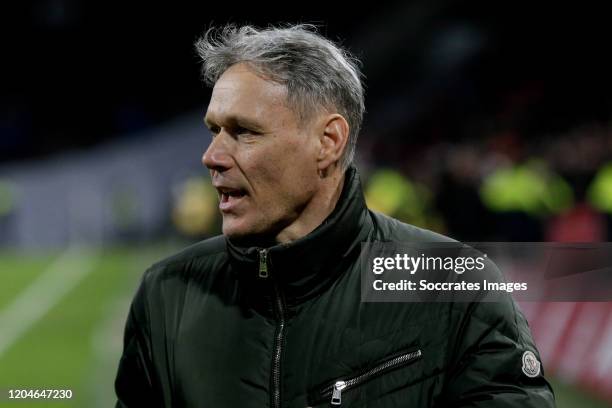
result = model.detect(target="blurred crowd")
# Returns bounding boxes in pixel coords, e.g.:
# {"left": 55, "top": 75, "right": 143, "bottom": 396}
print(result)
{"left": 361, "top": 118, "right": 612, "bottom": 243}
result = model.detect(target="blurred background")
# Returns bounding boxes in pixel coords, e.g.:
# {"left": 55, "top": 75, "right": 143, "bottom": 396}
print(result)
{"left": 1, "top": 1, "right": 612, "bottom": 407}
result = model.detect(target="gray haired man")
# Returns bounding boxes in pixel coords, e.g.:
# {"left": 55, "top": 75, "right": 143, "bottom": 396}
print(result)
{"left": 114, "top": 24, "right": 555, "bottom": 407}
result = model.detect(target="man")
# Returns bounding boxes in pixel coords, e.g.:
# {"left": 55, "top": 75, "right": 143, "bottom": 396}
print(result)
{"left": 115, "top": 24, "right": 555, "bottom": 407}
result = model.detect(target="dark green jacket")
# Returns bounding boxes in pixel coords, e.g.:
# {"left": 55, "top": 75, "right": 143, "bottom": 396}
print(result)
{"left": 115, "top": 167, "right": 555, "bottom": 407}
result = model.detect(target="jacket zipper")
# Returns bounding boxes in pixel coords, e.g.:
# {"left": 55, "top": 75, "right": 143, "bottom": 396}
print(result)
{"left": 313, "top": 349, "right": 422, "bottom": 406}
{"left": 271, "top": 281, "right": 286, "bottom": 408}
{"left": 258, "top": 249, "right": 269, "bottom": 278}
{"left": 259, "top": 249, "right": 286, "bottom": 408}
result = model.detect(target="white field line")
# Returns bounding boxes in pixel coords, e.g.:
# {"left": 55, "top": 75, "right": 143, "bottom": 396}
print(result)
{"left": 89, "top": 295, "right": 133, "bottom": 408}
{"left": 88, "top": 252, "right": 155, "bottom": 408}
{"left": 0, "top": 247, "right": 98, "bottom": 358}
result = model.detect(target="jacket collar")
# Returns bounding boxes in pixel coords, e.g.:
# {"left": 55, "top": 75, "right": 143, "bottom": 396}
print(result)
{"left": 226, "top": 166, "right": 372, "bottom": 306}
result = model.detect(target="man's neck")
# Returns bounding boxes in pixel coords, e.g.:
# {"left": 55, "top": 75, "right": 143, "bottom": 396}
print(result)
{"left": 274, "top": 170, "right": 346, "bottom": 244}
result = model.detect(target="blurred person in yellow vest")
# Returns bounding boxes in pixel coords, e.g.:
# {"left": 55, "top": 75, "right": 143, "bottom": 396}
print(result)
{"left": 588, "top": 162, "right": 612, "bottom": 214}
{"left": 0, "top": 180, "right": 17, "bottom": 244}
{"left": 480, "top": 159, "right": 573, "bottom": 240}
{"left": 171, "top": 176, "right": 220, "bottom": 237}
{"left": 364, "top": 168, "right": 443, "bottom": 232}
{"left": 0, "top": 180, "right": 16, "bottom": 218}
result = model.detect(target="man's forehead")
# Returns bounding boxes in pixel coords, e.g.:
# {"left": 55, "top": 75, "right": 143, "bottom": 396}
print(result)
{"left": 205, "top": 64, "right": 290, "bottom": 123}
{"left": 211, "top": 64, "right": 287, "bottom": 104}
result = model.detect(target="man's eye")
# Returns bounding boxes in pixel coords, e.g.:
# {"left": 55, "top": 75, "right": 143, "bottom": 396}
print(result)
{"left": 209, "top": 126, "right": 221, "bottom": 135}
{"left": 235, "top": 127, "right": 260, "bottom": 136}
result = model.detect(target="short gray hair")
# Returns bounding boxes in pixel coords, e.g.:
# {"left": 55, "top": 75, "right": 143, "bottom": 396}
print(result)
{"left": 195, "top": 24, "right": 365, "bottom": 170}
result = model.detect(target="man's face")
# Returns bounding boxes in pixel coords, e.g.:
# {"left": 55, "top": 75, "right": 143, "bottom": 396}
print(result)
{"left": 203, "top": 63, "right": 321, "bottom": 240}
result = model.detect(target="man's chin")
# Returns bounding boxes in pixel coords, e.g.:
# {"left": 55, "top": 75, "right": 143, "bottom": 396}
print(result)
{"left": 222, "top": 217, "right": 251, "bottom": 237}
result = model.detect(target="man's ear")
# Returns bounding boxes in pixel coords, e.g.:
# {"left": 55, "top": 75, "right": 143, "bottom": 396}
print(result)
{"left": 317, "top": 113, "right": 350, "bottom": 172}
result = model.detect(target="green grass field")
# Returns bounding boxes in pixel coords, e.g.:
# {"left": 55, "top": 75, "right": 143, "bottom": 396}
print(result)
{"left": 0, "top": 244, "right": 610, "bottom": 408}
{"left": 0, "top": 243, "right": 180, "bottom": 408}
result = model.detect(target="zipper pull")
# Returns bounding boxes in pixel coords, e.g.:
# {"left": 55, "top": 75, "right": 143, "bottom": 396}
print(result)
{"left": 258, "top": 249, "right": 269, "bottom": 278}
{"left": 331, "top": 380, "right": 346, "bottom": 406}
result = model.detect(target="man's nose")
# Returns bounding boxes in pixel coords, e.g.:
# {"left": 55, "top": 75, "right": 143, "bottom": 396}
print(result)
{"left": 202, "top": 132, "right": 233, "bottom": 172}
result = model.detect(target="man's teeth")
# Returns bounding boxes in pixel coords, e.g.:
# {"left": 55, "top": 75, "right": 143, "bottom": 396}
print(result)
{"left": 221, "top": 190, "right": 245, "bottom": 198}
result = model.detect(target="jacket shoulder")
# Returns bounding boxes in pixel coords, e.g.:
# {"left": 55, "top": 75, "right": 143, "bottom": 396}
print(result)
{"left": 369, "top": 210, "right": 456, "bottom": 243}
{"left": 143, "top": 235, "right": 228, "bottom": 284}
{"left": 153, "top": 235, "right": 226, "bottom": 267}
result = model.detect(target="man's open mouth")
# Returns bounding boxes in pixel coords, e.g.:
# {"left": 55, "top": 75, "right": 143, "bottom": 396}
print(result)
{"left": 218, "top": 187, "right": 248, "bottom": 208}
